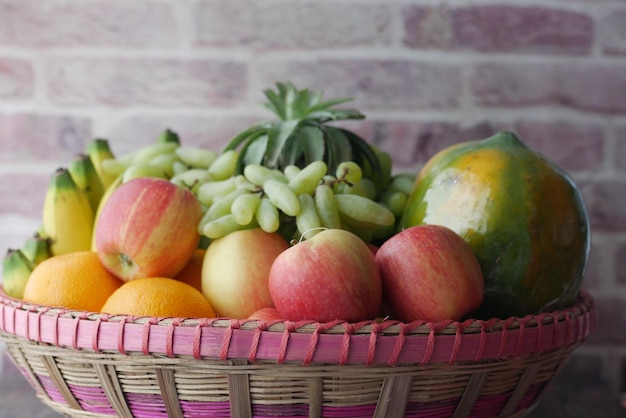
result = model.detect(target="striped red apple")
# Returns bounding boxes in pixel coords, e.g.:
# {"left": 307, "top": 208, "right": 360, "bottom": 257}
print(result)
{"left": 95, "top": 177, "right": 203, "bottom": 282}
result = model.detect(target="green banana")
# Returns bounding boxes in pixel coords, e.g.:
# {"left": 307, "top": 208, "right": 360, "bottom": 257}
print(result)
{"left": 21, "top": 233, "right": 52, "bottom": 265}
{"left": 42, "top": 168, "right": 95, "bottom": 256}
{"left": 2, "top": 249, "right": 36, "bottom": 299}
{"left": 68, "top": 153, "right": 105, "bottom": 213}
{"left": 86, "top": 138, "right": 117, "bottom": 190}
{"left": 158, "top": 128, "right": 181, "bottom": 145}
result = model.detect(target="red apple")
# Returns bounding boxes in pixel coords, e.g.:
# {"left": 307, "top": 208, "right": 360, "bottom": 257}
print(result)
{"left": 95, "top": 177, "right": 203, "bottom": 281}
{"left": 201, "top": 228, "right": 289, "bottom": 319}
{"left": 247, "top": 307, "right": 284, "bottom": 321}
{"left": 269, "top": 229, "right": 382, "bottom": 323}
{"left": 375, "top": 224, "right": 484, "bottom": 322}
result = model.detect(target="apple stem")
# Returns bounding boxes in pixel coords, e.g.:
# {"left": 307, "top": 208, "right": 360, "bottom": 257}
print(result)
{"left": 119, "top": 253, "right": 134, "bottom": 269}
{"left": 296, "top": 227, "right": 328, "bottom": 244}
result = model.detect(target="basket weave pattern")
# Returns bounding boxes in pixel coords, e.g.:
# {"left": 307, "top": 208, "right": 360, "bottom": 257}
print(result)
{"left": 0, "top": 290, "right": 595, "bottom": 418}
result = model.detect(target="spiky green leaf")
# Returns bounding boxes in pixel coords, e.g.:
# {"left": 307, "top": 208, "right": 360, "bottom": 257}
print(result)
{"left": 324, "top": 127, "right": 353, "bottom": 174}
{"left": 265, "top": 120, "right": 300, "bottom": 169}
{"left": 298, "top": 126, "right": 326, "bottom": 165}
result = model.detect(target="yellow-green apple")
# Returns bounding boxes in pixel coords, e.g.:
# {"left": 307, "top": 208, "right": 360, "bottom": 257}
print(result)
{"left": 202, "top": 228, "right": 289, "bottom": 319}
{"left": 95, "top": 177, "right": 203, "bottom": 281}
{"left": 375, "top": 224, "right": 484, "bottom": 322}
{"left": 269, "top": 229, "right": 382, "bottom": 323}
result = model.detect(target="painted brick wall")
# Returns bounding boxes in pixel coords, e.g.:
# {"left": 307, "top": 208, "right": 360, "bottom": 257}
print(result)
{"left": 0, "top": 0, "right": 625, "bottom": 396}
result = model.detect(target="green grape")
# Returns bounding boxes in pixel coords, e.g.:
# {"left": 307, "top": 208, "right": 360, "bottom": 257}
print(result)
{"left": 201, "top": 214, "right": 256, "bottom": 239}
{"left": 256, "top": 196, "right": 280, "bottom": 233}
{"left": 196, "top": 176, "right": 237, "bottom": 206}
{"left": 334, "top": 194, "right": 395, "bottom": 227}
{"left": 208, "top": 149, "right": 239, "bottom": 180}
{"left": 388, "top": 174, "right": 416, "bottom": 195}
{"left": 335, "top": 161, "right": 363, "bottom": 185}
{"left": 339, "top": 219, "right": 374, "bottom": 244}
{"left": 288, "top": 160, "right": 328, "bottom": 195}
{"left": 170, "top": 168, "right": 212, "bottom": 191}
{"left": 263, "top": 179, "right": 301, "bottom": 217}
{"left": 372, "top": 222, "right": 396, "bottom": 241}
{"left": 150, "top": 153, "right": 180, "bottom": 178}
{"left": 204, "top": 188, "right": 247, "bottom": 222}
{"left": 133, "top": 142, "right": 179, "bottom": 165}
{"left": 359, "top": 178, "right": 378, "bottom": 200}
{"left": 314, "top": 184, "right": 341, "bottom": 229}
{"left": 122, "top": 162, "right": 167, "bottom": 183}
{"left": 175, "top": 146, "right": 218, "bottom": 169}
{"left": 244, "top": 164, "right": 288, "bottom": 186}
{"left": 283, "top": 165, "right": 301, "bottom": 181}
{"left": 231, "top": 193, "right": 261, "bottom": 225}
{"left": 234, "top": 174, "right": 258, "bottom": 192}
{"left": 374, "top": 150, "right": 392, "bottom": 191}
{"left": 333, "top": 181, "right": 367, "bottom": 197}
{"left": 381, "top": 190, "right": 408, "bottom": 217}
{"left": 295, "top": 194, "right": 322, "bottom": 239}
{"left": 172, "top": 160, "right": 189, "bottom": 176}
{"left": 101, "top": 152, "right": 136, "bottom": 177}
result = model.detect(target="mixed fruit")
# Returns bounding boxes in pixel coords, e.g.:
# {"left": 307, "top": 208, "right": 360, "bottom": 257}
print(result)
{"left": 2, "top": 82, "right": 591, "bottom": 323}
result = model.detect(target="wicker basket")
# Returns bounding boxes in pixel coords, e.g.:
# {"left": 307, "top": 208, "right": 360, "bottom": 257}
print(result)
{"left": 0, "top": 288, "right": 595, "bottom": 418}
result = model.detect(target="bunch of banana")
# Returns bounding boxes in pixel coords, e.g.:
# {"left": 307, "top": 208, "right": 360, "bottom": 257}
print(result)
{"left": 38, "top": 137, "right": 120, "bottom": 256}
{"left": 2, "top": 249, "right": 36, "bottom": 299}
{"left": 1, "top": 232, "right": 52, "bottom": 299}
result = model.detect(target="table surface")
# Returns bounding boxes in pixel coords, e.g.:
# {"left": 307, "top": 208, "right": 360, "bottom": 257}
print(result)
{"left": 1, "top": 355, "right": 624, "bottom": 418}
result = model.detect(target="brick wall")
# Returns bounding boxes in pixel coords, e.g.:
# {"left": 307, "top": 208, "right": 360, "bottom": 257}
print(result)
{"left": 0, "top": 0, "right": 625, "bottom": 396}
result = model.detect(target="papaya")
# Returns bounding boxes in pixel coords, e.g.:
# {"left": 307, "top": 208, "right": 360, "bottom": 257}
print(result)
{"left": 399, "top": 131, "right": 590, "bottom": 318}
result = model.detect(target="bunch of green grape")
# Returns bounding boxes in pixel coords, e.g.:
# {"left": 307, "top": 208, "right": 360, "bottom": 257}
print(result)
{"left": 100, "top": 135, "right": 416, "bottom": 245}
{"left": 195, "top": 157, "right": 415, "bottom": 245}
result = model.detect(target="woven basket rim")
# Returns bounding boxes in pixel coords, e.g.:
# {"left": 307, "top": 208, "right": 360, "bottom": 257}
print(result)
{"left": 0, "top": 288, "right": 595, "bottom": 366}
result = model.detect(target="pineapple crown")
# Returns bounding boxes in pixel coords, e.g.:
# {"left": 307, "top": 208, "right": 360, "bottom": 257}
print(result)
{"left": 223, "top": 82, "right": 381, "bottom": 178}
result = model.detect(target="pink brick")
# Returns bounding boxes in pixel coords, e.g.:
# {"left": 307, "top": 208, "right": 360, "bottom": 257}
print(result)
{"left": 0, "top": 113, "right": 91, "bottom": 161}
{"left": 46, "top": 57, "right": 248, "bottom": 107}
{"left": 339, "top": 120, "right": 496, "bottom": 168}
{"left": 0, "top": 58, "right": 33, "bottom": 100}
{"left": 402, "top": 6, "right": 455, "bottom": 49}
{"left": 586, "top": 296, "right": 626, "bottom": 344}
{"left": 600, "top": 8, "right": 626, "bottom": 55}
{"left": 617, "top": 242, "right": 626, "bottom": 286}
{"left": 255, "top": 59, "right": 462, "bottom": 112}
{"left": 403, "top": 5, "right": 593, "bottom": 54}
{"left": 472, "top": 62, "right": 626, "bottom": 114}
{"left": 0, "top": 1, "right": 178, "bottom": 48}
{"left": 0, "top": 173, "right": 48, "bottom": 218}
{"left": 107, "top": 114, "right": 262, "bottom": 156}
{"left": 512, "top": 121, "right": 605, "bottom": 172}
{"left": 615, "top": 125, "right": 626, "bottom": 171}
{"left": 193, "top": 1, "right": 393, "bottom": 49}
{"left": 578, "top": 179, "right": 626, "bottom": 231}
{"left": 453, "top": 6, "right": 593, "bottom": 54}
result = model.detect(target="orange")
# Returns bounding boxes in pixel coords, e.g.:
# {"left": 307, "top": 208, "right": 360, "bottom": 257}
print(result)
{"left": 173, "top": 249, "right": 205, "bottom": 293}
{"left": 22, "top": 251, "right": 124, "bottom": 312}
{"left": 101, "top": 277, "right": 216, "bottom": 318}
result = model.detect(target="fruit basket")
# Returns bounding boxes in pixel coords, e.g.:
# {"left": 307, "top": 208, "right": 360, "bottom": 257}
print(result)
{"left": 0, "top": 287, "right": 595, "bottom": 418}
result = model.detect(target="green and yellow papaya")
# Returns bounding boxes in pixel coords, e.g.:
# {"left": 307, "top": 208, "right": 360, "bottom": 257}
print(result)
{"left": 399, "top": 131, "right": 590, "bottom": 318}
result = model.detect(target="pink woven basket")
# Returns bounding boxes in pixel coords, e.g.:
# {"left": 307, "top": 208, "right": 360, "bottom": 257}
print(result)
{"left": 0, "top": 287, "right": 595, "bottom": 418}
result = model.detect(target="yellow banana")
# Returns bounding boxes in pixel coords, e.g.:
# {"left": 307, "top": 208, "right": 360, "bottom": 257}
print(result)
{"left": 87, "top": 138, "right": 117, "bottom": 190}
{"left": 42, "top": 168, "right": 94, "bottom": 256}
{"left": 21, "top": 233, "right": 52, "bottom": 265}
{"left": 91, "top": 174, "right": 123, "bottom": 251}
{"left": 2, "top": 249, "right": 36, "bottom": 299}
{"left": 68, "top": 153, "right": 105, "bottom": 213}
